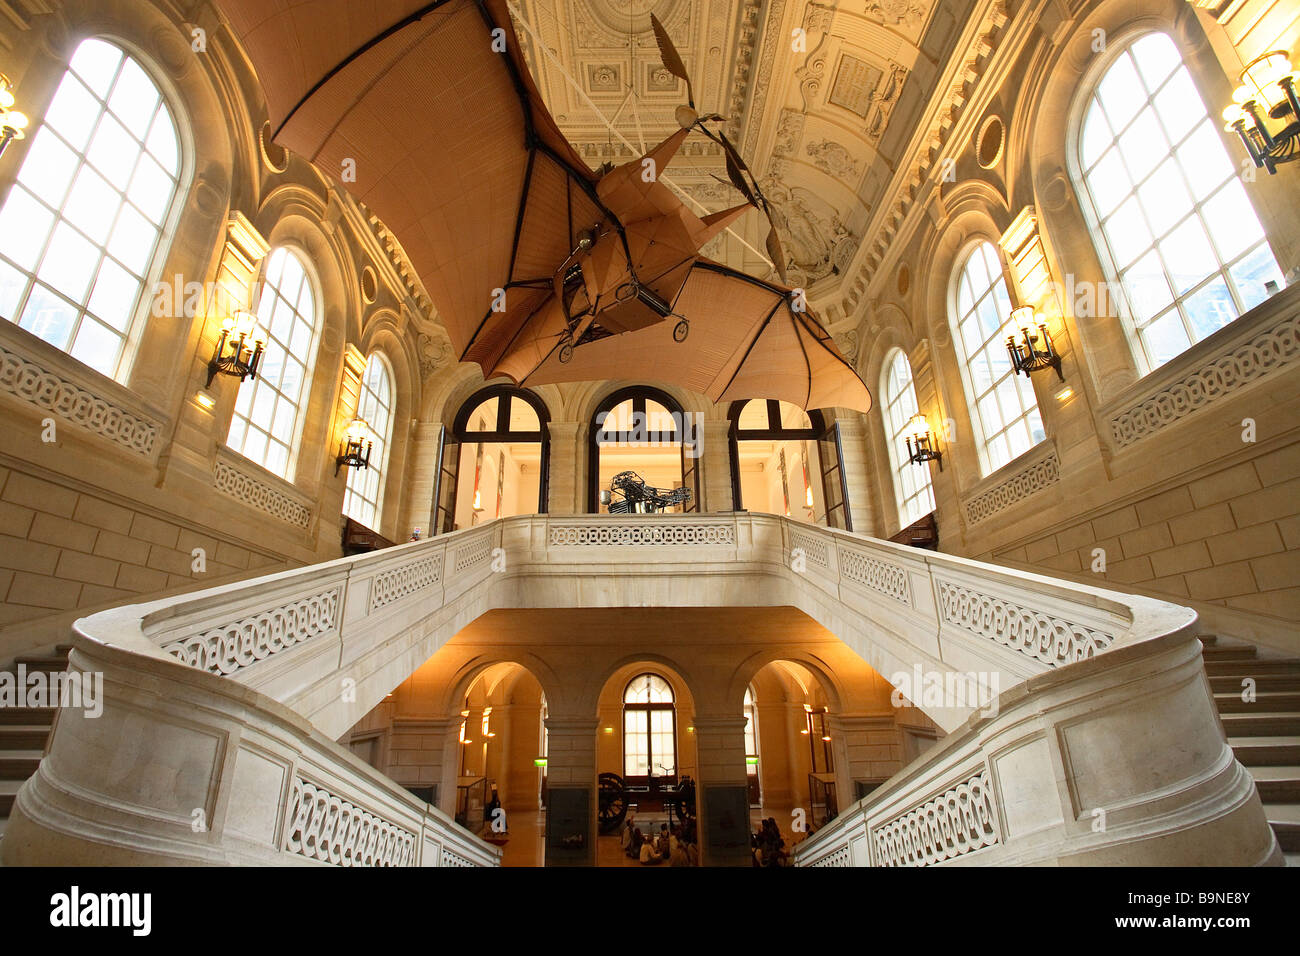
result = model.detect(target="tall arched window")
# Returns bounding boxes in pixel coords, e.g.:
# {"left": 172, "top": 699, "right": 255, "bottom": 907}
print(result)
{"left": 950, "top": 242, "right": 1045, "bottom": 475}
{"left": 743, "top": 685, "right": 760, "bottom": 805}
{"left": 343, "top": 353, "right": 395, "bottom": 529}
{"left": 880, "top": 349, "right": 935, "bottom": 526}
{"left": 437, "top": 385, "right": 549, "bottom": 534}
{"left": 623, "top": 673, "right": 676, "bottom": 781}
{"left": 0, "top": 38, "right": 183, "bottom": 379}
{"left": 589, "top": 386, "right": 698, "bottom": 514}
{"left": 727, "top": 399, "right": 852, "bottom": 529}
{"left": 226, "top": 247, "right": 321, "bottom": 479}
{"left": 1074, "top": 32, "right": 1283, "bottom": 372}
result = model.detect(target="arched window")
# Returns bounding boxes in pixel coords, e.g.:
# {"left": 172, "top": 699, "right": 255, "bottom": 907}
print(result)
{"left": 226, "top": 247, "right": 321, "bottom": 479}
{"left": 727, "top": 399, "right": 851, "bottom": 529}
{"left": 437, "top": 385, "right": 549, "bottom": 533}
{"left": 0, "top": 38, "right": 183, "bottom": 379}
{"left": 343, "top": 353, "right": 395, "bottom": 529}
{"left": 880, "top": 350, "right": 935, "bottom": 526}
{"left": 950, "top": 242, "right": 1045, "bottom": 474}
{"left": 1074, "top": 31, "right": 1283, "bottom": 372}
{"left": 589, "top": 387, "right": 698, "bottom": 513}
{"left": 743, "top": 685, "right": 760, "bottom": 805}
{"left": 623, "top": 673, "right": 676, "bottom": 781}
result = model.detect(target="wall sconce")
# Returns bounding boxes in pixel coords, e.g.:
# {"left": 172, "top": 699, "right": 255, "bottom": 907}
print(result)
{"left": 335, "top": 417, "right": 372, "bottom": 476}
{"left": 206, "top": 309, "right": 265, "bottom": 387}
{"left": 1005, "top": 306, "right": 1063, "bottom": 381}
{"left": 1222, "top": 51, "right": 1299, "bottom": 174}
{"left": 0, "top": 74, "right": 29, "bottom": 160}
{"left": 903, "top": 414, "right": 943, "bottom": 471}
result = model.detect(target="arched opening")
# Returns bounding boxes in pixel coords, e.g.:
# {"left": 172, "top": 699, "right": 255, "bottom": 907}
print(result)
{"left": 436, "top": 385, "right": 550, "bottom": 534}
{"left": 588, "top": 386, "right": 699, "bottom": 514}
{"left": 594, "top": 660, "right": 699, "bottom": 865}
{"left": 727, "top": 399, "right": 852, "bottom": 529}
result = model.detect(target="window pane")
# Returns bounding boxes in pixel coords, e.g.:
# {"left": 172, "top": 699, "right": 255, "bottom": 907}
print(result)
{"left": 227, "top": 247, "right": 321, "bottom": 479}
{"left": 1074, "top": 33, "right": 1282, "bottom": 373}
{"left": 344, "top": 354, "right": 395, "bottom": 527}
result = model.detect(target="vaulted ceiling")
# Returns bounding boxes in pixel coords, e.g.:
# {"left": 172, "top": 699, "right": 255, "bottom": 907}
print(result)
{"left": 507, "top": 0, "right": 974, "bottom": 298}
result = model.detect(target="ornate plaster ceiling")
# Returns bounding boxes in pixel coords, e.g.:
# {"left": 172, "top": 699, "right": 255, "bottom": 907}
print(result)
{"left": 507, "top": 0, "right": 958, "bottom": 305}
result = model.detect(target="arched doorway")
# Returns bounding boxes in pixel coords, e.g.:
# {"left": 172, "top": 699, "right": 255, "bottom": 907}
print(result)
{"left": 434, "top": 385, "right": 550, "bottom": 534}
{"left": 727, "top": 399, "right": 852, "bottom": 529}
{"left": 588, "top": 386, "right": 699, "bottom": 513}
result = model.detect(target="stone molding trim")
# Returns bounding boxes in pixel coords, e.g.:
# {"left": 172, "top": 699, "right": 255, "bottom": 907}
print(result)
{"left": 1109, "top": 306, "right": 1300, "bottom": 449}
{"left": 548, "top": 522, "right": 737, "bottom": 547}
{"left": 283, "top": 777, "right": 417, "bottom": 867}
{"left": 0, "top": 341, "right": 160, "bottom": 457}
{"left": 160, "top": 586, "right": 341, "bottom": 675}
{"left": 872, "top": 769, "right": 1001, "bottom": 867}
{"left": 964, "top": 450, "right": 1060, "bottom": 525}
{"left": 369, "top": 555, "right": 441, "bottom": 612}
{"left": 212, "top": 455, "right": 313, "bottom": 528}
{"left": 840, "top": 546, "right": 912, "bottom": 606}
{"left": 936, "top": 580, "right": 1115, "bottom": 665}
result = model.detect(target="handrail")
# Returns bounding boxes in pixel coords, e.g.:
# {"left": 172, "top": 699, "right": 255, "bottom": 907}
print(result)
{"left": 1, "top": 513, "right": 1279, "bottom": 866}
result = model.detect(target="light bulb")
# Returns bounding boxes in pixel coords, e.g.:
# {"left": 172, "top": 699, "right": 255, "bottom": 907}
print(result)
{"left": 0, "top": 89, "right": 13, "bottom": 109}
{"left": 3, "top": 110, "right": 26, "bottom": 131}
{"left": 1010, "top": 305, "right": 1036, "bottom": 336}
{"left": 903, "top": 413, "right": 930, "bottom": 443}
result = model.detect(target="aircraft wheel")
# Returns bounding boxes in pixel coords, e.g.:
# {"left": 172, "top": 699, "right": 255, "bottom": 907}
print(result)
{"left": 673, "top": 319, "right": 689, "bottom": 343}
{"left": 559, "top": 341, "right": 574, "bottom": 364}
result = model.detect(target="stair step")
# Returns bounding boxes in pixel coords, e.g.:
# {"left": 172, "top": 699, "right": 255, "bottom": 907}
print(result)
{"left": 0, "top": 709, "right": 56, "bottom": 726}
{"left": 1214, "top": 691, "right": 1300, "bottom": 712}
{"left": 1201, "top": 645, "right": 1259, "bottom": 661}
{"left": 1204, "top": 658, "right": 1300, "bottom": 677}
{"left": 1228, "top": 736, "right": 1300, "bottom": 766}
{"left": 12, "top": 657, "right": 68, "bottom": 675}
{"left": 0, "top": 750, "right": 42, "bottom": 779}
{"left": 1209, "top": 673, "right": 1300, "bottom": 692}
{"left": 1219, "top": 713, "right": 1300, "bottom": 737}
{"left": 0, "top": 726, "right": 50, "bottom": 751}
{"left": 1247, "top": 766, "right": 1300, "bottom": 803}
{"left": 1264, "top": 803, "right": 1300, "bottom": 852}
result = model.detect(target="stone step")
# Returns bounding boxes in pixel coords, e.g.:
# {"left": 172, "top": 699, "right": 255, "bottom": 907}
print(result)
{"left": 1229, "top": 736, "right": 1300, "bottom": 766}
{"left": 0, "top": 708, "right": 56, "bottom": 726}
{"left": 0, "top": 750, "right": 42, "bottom": 780}
{"left": 1202, "top": 645, "right": 1258, "bottom": 661}
{"left": 1247, "top": 766, "right": 1300, "bottom": 803}
{"left": 0, "top": 779, "right": 19, "bottom": 818}
{"left": 1214, "top": 691, "right": 1300, "bottom": 713}
{"left": 1219, "top": 713, "right": 1300, "bottom": 737}
{"left": 1209, "top": 672, "right": 1300, "bottom": 692}
{"left": 0, "top": 726, "right": 50, "bottom": 751}
{"left": 1265, "top": 803, "right": 1300, "bottom": 852}
{"left": 1205, "top": 658, "right": 1300, "bottom": 677}
{"left": 11, "top": 657, "right": 68, "bottom": 675}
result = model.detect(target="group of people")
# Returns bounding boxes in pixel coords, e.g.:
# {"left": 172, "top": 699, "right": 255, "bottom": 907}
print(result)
{"left": 752, "top": 817, "right": 791, "bottom": 867}
{"left": 621, "top": 816, "right": 699, "bottom": 866}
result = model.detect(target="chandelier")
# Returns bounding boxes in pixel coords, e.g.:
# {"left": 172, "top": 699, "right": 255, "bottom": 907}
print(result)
{"left": 1005, "top": 307, "right": 1063, "bottom": 381}
{"left": 0, "top": 73, "right": 29, "bottom": 159}
{"left": 1222, "top": 51, "right": 1299, "bottom": 174}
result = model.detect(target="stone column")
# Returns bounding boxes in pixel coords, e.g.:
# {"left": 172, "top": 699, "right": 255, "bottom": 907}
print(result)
{"left": 826, "top": 713, "right": 902, "bottom": 812}
{"left": 835, "top": 415, "right": 877, "bottom": 536}
{"left": 545, "top": 422, "right": 581, "bottom": 515}
{"left": 542, "top": 715, "right": 598, "bottom": 866}
{"left": 691, "top": 715, "right": 751, "bottom": 866}
{"left": 700, "top": 420, "right": 735, "bottom": 513}
{"left": 412, "top": 717, "right": 460, "bottom": 818}
{"left": 403, "top": 421, "right": 443, "bottom": 538}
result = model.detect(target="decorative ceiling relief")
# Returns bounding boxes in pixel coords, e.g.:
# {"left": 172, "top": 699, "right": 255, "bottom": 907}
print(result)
{"left": 772, "top": 109, "right": 807, "bottom": 157}
{"left": 762, "top": 181, "right": 860, "bottom": 289}
{"left": 867, "top": 62, "right": 908, "bottom": 140}
{"left": 865, "top": 0, "right": 927, "bottom": 27}
{"left": 806, "top": 139, "right": 861, "bottom": 183}
{"left": 417, "top": 332, "right": 454, "bottom": 378}
{"left": 830, "top": 54, "right": 884, "bottom": 118}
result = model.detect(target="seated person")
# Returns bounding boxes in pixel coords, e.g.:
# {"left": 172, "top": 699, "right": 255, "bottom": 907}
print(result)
{"left": 639, "top": 834, "right": 663, "bottom": 865}
{"left": 669, "top": 840, "right": 690, "bottom": 867}
{"left": 626, "top": 827, "right": 644, "bottom": 859}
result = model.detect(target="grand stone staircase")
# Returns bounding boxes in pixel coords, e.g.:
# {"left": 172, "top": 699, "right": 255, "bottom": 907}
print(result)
{"left": 1203, "top": 635, "right": 1300, "bottom": 863}
{"left": 0, "top": 645, "right": 68, "bottom": 850}
{"left": 4, "top": 631, "right": 1298, "bottom": 864}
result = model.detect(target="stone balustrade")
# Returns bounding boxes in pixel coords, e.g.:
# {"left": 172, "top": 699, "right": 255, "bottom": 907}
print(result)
{"left": 1, "top": 513, "right": 1280, "bottom": 866}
